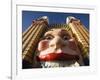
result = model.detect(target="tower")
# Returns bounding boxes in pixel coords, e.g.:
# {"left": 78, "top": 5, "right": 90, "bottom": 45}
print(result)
{"left": 66, "top": 16, "right": 89, "bottom": 65}
{"left": 22, "top": 16, "right": 48, "bottom": 68}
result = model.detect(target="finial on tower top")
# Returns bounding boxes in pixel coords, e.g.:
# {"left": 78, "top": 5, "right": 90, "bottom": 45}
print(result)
{"left": 41, "top": 16, "right": 48, "bottom": 20}
{"left": 66, "top": 16, "right": 77, "bottom": 24}
{"left": 32, "top": 16, "right": 49, "bottom": 24}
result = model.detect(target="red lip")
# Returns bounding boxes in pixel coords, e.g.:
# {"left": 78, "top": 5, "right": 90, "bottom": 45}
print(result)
{"left": 38, "top": 53, "right": 79, "bottom": 61}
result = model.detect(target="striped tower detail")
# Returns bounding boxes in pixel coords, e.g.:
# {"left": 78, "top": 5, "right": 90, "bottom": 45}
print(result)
{"left": 66, "top": 17, "right": 89, "bottom": 58}
{"left": 22, "top": 17, "right": 48, "bottom": 65}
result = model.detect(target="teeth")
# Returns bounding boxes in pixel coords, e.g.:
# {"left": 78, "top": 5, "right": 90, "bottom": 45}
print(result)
{"left": 40, "top": 61, "right": 80, "bottom": 68}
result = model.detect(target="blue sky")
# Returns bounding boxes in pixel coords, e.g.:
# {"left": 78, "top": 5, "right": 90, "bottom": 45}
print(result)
{"left": 22, "top": 11, "right": 89, "bottom": 32}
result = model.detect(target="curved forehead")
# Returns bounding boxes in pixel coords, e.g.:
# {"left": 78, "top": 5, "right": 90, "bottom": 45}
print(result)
{"left": 44, "top": 28, "right": 69, "bottom": 36}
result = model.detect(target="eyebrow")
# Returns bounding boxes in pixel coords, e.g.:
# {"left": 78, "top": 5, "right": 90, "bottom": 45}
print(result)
{"left": 44, "top": 32, "right": 53, "bottom": 37}
{"left": 44, "top": 33, "right": 53, "bottom": 36}
{"left": 60, "top": 29, "right": 70, "bottom": 35}
{"left": 61, "top": 29, "right": 67, "bottom": 32}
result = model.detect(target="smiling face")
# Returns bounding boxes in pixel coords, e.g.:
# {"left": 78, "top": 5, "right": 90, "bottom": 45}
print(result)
{"left": 37, "top": 28, "right": 80, "bottom": 61}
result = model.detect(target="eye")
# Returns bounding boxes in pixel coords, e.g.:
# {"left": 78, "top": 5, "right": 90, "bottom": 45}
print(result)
{"left": 62, "top": 35, "right": 69, "bottom": 40}
{"left": 43, "top": 35, "right": 54, "bottom": 40}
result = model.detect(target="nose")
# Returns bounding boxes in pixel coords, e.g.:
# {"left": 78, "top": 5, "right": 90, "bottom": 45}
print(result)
{"left": 49, "top": 36, "right": 65, "bottom": 49}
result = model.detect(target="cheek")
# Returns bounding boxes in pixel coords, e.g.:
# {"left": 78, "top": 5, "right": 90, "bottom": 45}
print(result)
{"left": 67, "top": 39, "right": 78, "bottom": 51}
{"left": 38, "top": 40, "right": 49, "bottom": 51}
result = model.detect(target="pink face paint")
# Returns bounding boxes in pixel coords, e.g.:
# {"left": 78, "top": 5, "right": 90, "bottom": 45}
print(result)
{"left": 68, "top": 39, "right": 77, "bottom": 51}
{"left": 38, "top": 40, "right": 49, "bottom": 51}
